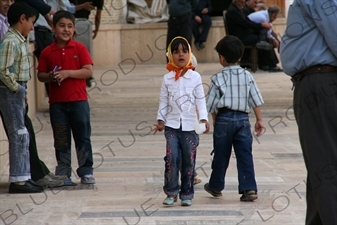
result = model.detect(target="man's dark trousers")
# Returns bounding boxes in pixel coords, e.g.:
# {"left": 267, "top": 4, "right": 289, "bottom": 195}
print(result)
{"left": 25, "top": 106, "right": 50, "bottom": 181}
{"left": 166, "top": 13, "right": 193, "bottom": 49}
{"left": 34, "top": 26, "right": 54, "bottom": 96}
{"left": 293, "top": 72, "right": 337, "bottom": 225}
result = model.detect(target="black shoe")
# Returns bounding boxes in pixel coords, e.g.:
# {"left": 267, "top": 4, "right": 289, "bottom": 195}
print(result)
{"left": 259, "top": 65, "right": 270, "bottom": 71}
{"left": 194, "top": 42, "right": 201, "bottom": 50}
{"left": 256, "top": 41, "right": 273, "bottom": 50}
{"left": 240, "top": 190, "right": 258, "bottom": 201}
{"left": 9, "top": 180, "right": 44, "bottom": 193}
{"left": 199, "top": 42, "right": 205, "bottom": 50}
{"left": 268, "top": 66, "right": 283, "bottom": 72}
{"left": 204, "top": 183, "right": 222, "bottom": 197}
{"left": 240, "top": 64, "right": 251, "bottom": 69}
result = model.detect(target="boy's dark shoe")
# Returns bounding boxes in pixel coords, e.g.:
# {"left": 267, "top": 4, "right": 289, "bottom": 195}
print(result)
{"left": 240, "top": 190, "right": 258, "bottom": 201}
{"left": 204, "top": 183, "right": 222, "bottom": 197}
{"left": 9, "top": 180, "right": 44, "bottom": 193}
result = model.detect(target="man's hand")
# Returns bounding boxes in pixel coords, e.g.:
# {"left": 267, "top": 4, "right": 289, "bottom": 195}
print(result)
{"left": 261, "top": 22, "right": 272, "bottom": 29}
{"left": 92, "top": 29, "right": 98, "bottom": 39}
{"left": 194, "top": 15, "right": 202, "bottom": 23}
{"left": 272, "top": 38, "right": 279, "bottom": 48}
{"left": 81, "top": 2, "right": 95, "bottom": 11}
{"left": 201, "top": 8, "right": 208, "bottom": 14}
{"left": 49, "top": 8, "right": 56, "bottom": 15}
{"left": 44, "top": 14, "right": 53, "bottom": 27}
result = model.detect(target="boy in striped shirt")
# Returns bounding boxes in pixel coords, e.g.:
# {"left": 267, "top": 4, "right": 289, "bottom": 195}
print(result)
{"left": 204, "top": 35, "right": 264, "bottom": 202}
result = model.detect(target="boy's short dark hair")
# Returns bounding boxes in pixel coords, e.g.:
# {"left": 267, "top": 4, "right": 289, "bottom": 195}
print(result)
{"left": 170, "top": 37, "right": 190, "bottom": 54}
{"left": 53, "top": 10, "right": 75, "bottom": 27}
{"left": 7, "top": 2, "right": 39, "bottom": 26}
{"left": 215, "top": 36, "right": 244, "bottom": 63}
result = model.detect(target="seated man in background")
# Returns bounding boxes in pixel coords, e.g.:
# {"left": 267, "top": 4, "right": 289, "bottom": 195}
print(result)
{"left": 226, "top": 0, "right": 281, "bottom": 72}
{"left": 242, "top": 0, "right": 257, "bottom": 17}
{"left": 248, "top": 5, "right": 282, "bottom": 71}
{"left": 191, "top": 0, "right": 212, "bottom": 50}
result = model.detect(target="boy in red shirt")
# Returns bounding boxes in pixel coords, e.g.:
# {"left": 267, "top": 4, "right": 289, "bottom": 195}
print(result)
{"left": 37, "top": 10, "right": 95, "bottom": 185}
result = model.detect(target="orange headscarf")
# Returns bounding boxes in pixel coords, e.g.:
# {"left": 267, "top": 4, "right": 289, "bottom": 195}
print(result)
{"left": 166, "top": 36, "right": 195, "bottom": 81}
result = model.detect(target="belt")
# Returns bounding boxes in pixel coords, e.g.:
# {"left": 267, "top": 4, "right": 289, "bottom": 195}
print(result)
{"left": 291, "top": 64, "right": 337, "bottom": 86}
{"left": 299, "top": 65, "right": 337, "bottom": 76}
{"left": 17, "top": 81, "right": 27, "bottom": 85}
{"left": 35, "top": 26, "right": 51, "bottom": 32}
{"left": 218, "top": 107, "right": 248, "bottom": 114}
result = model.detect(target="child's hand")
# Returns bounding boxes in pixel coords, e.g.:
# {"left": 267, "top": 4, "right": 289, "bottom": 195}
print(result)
{"left": 152, "top": 121, "right": 165, "bottom": 135}
{"left": 201, "top": 120, "right": 210, "bottom": 133}
{"left": 254, "top": 120, "right": 264, "bottom": 137}
{"left": 53, "top": 67, "right": 69, "bottom": 84}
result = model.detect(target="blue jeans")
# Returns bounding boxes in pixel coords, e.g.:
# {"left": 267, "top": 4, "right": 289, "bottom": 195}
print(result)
{"left": 163, "top": 126, "right": 199, "bottom": 200}
{"left": 209, "top": 111, "right": 257, "bottom": 194}
{"left": 0, "top": 82, "right": 30, "bottom": 182}
{"left": 49, "top": 101, "right": 93, "bottom": 178}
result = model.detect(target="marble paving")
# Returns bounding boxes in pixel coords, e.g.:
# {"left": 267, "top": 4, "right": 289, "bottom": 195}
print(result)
{"left": 0, "top": 63, "right": 307, "bottom": 225}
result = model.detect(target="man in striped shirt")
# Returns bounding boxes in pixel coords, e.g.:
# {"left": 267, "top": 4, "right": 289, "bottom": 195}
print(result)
{"left": 204, "top": 36, "right": 264, "bottom": 202}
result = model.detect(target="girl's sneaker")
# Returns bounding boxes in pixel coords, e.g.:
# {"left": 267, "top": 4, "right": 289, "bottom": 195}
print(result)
{"left": 181, "top": 200, "right": 192, "bottom": 206}
{"left": 162, "top": 196, "right": 177, "bottom": 205}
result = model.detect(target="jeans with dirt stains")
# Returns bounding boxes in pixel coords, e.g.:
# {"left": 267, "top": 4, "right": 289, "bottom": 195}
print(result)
{"left": 49, "top": 100, "right": 93, "bottom": 178}
{"left": 0, "top": 82, "right": 30, "bottom": 182}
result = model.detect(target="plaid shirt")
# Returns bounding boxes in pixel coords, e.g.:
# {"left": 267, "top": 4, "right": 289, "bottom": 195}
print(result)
{"left": 0, "top": 27, "right": 31, "bottom": 92}
{"left": 207, "top": 65, "right": 264, "bottom": 113}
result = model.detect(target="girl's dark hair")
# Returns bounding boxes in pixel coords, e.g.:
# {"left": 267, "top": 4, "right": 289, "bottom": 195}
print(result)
{"left": 170, "top": 37, "right": 190, "bottom": 54}
{"left": 8, "top": 2, "right": 39, "bottom": 26}
{"left": 215, "top": 35, "right": 244, "bottom": 63}
{"left": 53, "top": 10, "right": 75, "bottom": 27}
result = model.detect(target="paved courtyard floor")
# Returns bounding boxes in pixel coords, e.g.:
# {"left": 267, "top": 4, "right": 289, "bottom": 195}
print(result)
{"left": 0, "top": 63, "right": 307, "bottom": 225}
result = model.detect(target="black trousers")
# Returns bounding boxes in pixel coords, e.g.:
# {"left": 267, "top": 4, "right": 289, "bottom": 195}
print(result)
{"left": 0, "top": 106, "right": 50, "bottom": 181}
{"left": 293, "top": 72, "right": 337, "bottom": 225}
{"left": 166, "top": 13, "right": 193, "bottom": 52}
{"left": 34, "top": 27, "right": 54, "bottom": 96}
{"left": 191, "top": 14, "right": 212, "bottom": 43}
{"left": 24, "top": 106, "right": 50, "bottom": 181}
{"left": 239, "top": 33, "right": 278, "bottom": 68}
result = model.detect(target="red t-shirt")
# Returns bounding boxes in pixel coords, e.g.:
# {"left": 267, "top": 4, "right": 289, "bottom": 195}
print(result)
{"left": 37, "top": 39, "right": 93, "bottom": 104}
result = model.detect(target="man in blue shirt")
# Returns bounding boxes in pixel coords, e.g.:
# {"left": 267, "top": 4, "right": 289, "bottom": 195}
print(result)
{"left": 280, "top": 1, "right": 337, "bottom": 224}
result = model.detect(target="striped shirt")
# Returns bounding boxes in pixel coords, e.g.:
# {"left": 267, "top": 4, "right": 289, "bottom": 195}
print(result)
{"left": 0, "top": 13, "right": 9, "bottom": 41}
{"left": 0, "top": 27, "right": 31, "bottom": 92}
{"left": 207, "top": 65, "right": 264, "bottom": 113}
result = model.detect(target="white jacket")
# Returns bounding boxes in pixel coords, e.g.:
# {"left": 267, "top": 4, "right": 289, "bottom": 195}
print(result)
{"left": 157, "top": 69, "right": 208, "bottom": 131}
